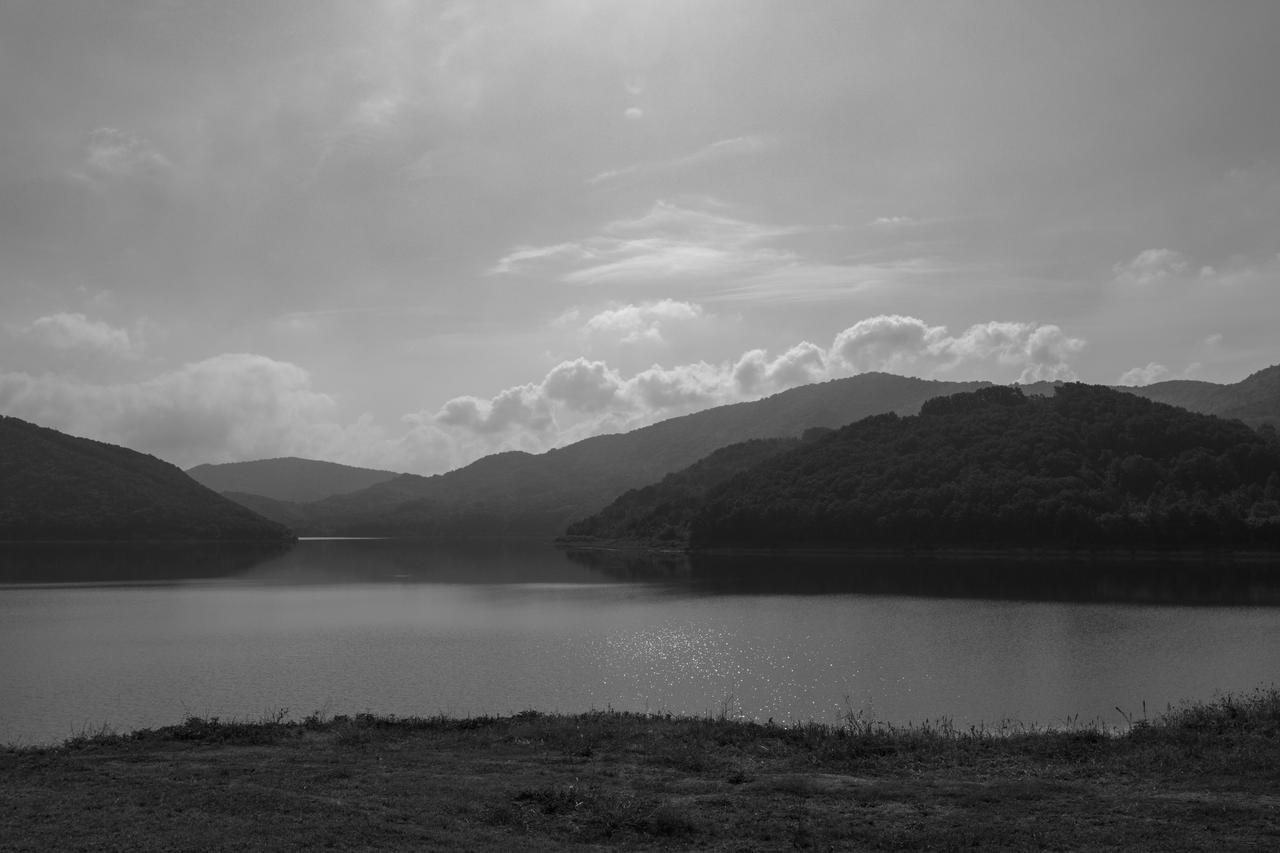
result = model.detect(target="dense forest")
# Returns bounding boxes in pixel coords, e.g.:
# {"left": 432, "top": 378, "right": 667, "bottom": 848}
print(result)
{"left": 0, "top": 416, "right": 294, "bottom": 541}
{"left": 571, "top": 385, "right": 1280, "bottom": 551}
{"left": 564, "top": 436, "right": 807, "bottom": 543}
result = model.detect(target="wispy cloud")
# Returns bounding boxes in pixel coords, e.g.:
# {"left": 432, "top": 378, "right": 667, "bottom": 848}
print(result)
{"left": 491, "top": 200, "right": 798, "bottom": 283}
{"left": 490, "top": 199, "right": 942, "bottom": 300}
{"left": 589, "top": 135, "right": 775, "bottom": 185}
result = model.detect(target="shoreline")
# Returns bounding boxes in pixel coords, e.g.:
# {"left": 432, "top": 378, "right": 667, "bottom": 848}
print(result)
{"left": 5, "top": 689, "right": 1278, "bottom": 851}
{"left": 557, "top": 536, "right": 1280, "bottom": 563}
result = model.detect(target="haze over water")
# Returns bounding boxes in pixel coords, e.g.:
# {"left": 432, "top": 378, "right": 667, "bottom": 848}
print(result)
{"left": 1, "top": 539, "right": 1277, "bottom": 746}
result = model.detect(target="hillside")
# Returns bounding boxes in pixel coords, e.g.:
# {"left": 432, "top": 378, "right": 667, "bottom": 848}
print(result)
{"left": 1126, "top": 364, "right": 1280, "bottom": 427}
{"left": 563, "top": 437, "right": 803, "bottom": 543}
{"left": 0, "top": 416, "right": 294, "bottom": 541}
{"left": 235, "top": 373, "right": 986, "bottom": 536}
{"left": 572, "top": 384, "right": 1280, "bottom": 550}
{"left": 186, "top": 457, "right": 401, "bottom": 503}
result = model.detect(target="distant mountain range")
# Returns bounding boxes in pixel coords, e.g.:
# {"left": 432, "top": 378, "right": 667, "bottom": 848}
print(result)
{"left": 9, "top": 365, "right": 1277, "bottom": 545}
{"left": 0, "top": 416, "right": 293, "bottom": 541}
{"left": 570, "top": 383, "right": 1280, "bottom": 550}
{"left": 187, "top": 457, "right": 401, "bottom": 503}
{"left": 219, "top": 373, "right": 989, "bottom": 537}
{"left": 1125, "top": 364, "right": 1280, "bottom": 428}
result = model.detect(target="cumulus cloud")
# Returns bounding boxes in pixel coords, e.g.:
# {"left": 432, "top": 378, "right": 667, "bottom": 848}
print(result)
{"left": 0, "top": 353, "right": 382, "bottom": 469}
{"left": 1116, "top": 362, "right": 1170, "bottom": 386}
{"left": 831, "top": 316, "right": 1085, "bottom": 383}
{"left": 1112, "top": 248, "right": 1191, "bottom": 285}
{"left": 425, "top": 315, "right": 1087, "bottom": 454}
{"left": 732, "top": 342, "right": 828, "bottom": 394}
{"left": 581, "top": 299, "right": 703, "bottom": 344}
{"left": 25, "top": 313, "right": 138, "bottom": 357}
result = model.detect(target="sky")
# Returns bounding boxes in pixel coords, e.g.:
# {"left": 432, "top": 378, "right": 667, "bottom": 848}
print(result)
{"left": 2, "top": 0, "right": 1279, "bottom": 473}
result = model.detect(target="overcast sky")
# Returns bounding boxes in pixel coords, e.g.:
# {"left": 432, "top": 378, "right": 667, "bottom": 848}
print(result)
{"left": 2, "top": 0, "right": 1279, "bottom": 473}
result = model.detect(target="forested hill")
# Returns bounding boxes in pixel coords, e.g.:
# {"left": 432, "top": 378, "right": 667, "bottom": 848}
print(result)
{"left": 0, "top": 416, "right": 294, "bottom": 541}
{"left": 1126, "top": 364, "right": 1280, "bottom": 428}
{"left": 186, "top": 457, "right": 401, "bottom": 503}
{"left": 563, "top": 436, "right": 806, "bottom": 544}
{"left": 231, "top": 373, "right": 985, "bottom": 537}
{"left": 575, "top": 384, "right": 1280, "bottom": 551}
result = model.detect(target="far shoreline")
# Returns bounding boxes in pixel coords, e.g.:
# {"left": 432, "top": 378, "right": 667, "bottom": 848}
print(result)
{"left": 556, "top": 535, "right": 1280, "bottom": 563}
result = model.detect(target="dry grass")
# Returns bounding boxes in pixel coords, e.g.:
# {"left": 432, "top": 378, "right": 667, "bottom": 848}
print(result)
{"left": 3, "top": 689, "right": 1279, "bottom": 851}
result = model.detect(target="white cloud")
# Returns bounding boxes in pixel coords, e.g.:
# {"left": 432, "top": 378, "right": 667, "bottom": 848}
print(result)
{"left": 426, "top": 314, "right": 1087, "bottom": 453}
{"left": 624, "top": 107, "right": 644, "bottom": 120}
{"left": 582, "top": 299, "right": 704, "bottom": 344}
{"left": 869, "top": 216, "right": 917, "bottom": 227}
{"left": 0, "top": 314, "right": 1090, "bottom": 474}
{"left": 0, "top": 354, "right": 382, "bottom": 469}
{"left": 830, "top": 316, "right": 1085, "bottom": 383}
{"left": 25, "top": 313, "right": 138, "bottom": 357}
{"left": 491, "top": 199, "right": 946, "bottom": 301}
{"left": 1116, "top": 362, "right": 1170, "bottom": 386}
{"left": 732, "top": 342, "right": 828, "bottom": 394}
{"left": 1112, "top": 248, "right": 1191, "bottom": 285}
{"left": 78, "top": 127, "right": 173, "bottom": 182}
{"left": 491, "top": 200, "right": 800, "bottom": 285}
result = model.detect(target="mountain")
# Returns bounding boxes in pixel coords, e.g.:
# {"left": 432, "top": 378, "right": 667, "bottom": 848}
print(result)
{"left": 186, "top": 457, "right": 401, "bottom": 503}
{"left": 0, "top": 416, "right": 294, "bottom": 541}
{"left": 236, "top": 373, "right": 987, "bottom": 537}
{"left": 563, "top": 437, "right": 803, "bottom": 544}
{"left": 617, "top": 383, "right": 1280, "bottom": 550}
{"left": 1125, "top": 365, "right": 1280, "bottom": 427}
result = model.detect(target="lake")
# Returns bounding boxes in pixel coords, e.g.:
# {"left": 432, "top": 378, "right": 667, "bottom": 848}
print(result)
{"left": 2, "top": 539, "right": 1278, "bottom": 746}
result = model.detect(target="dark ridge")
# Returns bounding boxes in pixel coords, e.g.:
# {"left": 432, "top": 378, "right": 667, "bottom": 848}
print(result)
{"left": 0, "top": 416, "right": 294, "bottom": 542}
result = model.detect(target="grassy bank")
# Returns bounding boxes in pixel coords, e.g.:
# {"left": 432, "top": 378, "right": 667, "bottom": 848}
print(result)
{"left": 4, "top": 690, "right": 1279, "bottom": 851}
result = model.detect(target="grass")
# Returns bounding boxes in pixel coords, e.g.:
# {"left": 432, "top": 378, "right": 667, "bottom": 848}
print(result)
{"left": 3, "top": 689, "right": 1279, "bottom": 851}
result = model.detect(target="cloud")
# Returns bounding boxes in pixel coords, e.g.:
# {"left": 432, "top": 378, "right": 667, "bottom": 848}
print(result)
{"left": 426, "top": 314, "right": 1087, "bottom": 453}
{"left": 581, "top": 299, "right": 704, "bottom": 344}
{"left": 732, "top": 342, "right": 828, "bottom": 394}
{"left": 0, "top": 314, "right": 1090, "bottom": 474}
{"left": 0, "top": 354, "right": 381, "bottom": 469}
{"left": 78, "top": 128, "right": 173, "bottom": 183}
{"left": 589, "top": 135, "right": 775, "bottom": 185}
{"left": 869, "top": 216, "right": 917, "bottom": 227}
{"left": 1116, "top": 362, "right": 1170, "bottom": 386}
{"left": 1112, "top": 249, "right": 1190, "bottom": 285}
{"left": 491, "top": 200, "right": 799, "bottom": 285}
{"left": 490, "top": 199, "right": 948, "bottom": 301}
{"left": 830, "top": 316, "right": 1085, "bottom": 383}
{"left": 25, "top": 313, "right": 138, "bottom": 357}
{"left": 624, "top": 107, "right": 644, "bottom": 120}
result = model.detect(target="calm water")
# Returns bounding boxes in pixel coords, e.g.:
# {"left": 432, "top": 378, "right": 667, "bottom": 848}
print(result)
{"left": 2, "top": 539, "right": 1278, "bottom": 746}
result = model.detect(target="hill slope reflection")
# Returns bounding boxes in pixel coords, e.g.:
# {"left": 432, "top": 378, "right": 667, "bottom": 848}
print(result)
{"left": 564, "top": 548, "right": 1280, "bottom": 606}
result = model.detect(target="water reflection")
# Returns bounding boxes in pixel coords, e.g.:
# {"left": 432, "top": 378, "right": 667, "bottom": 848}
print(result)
{"left": 566, "top": 547, "right": 1280, "bottom": 605}
{"left": 4, "top": 538, "right": 1279, "bottom": 605}
{"left": 2, "top": 539, "right": 1278, "bottom": 745}
{"left": 0, "top": 541, "right": 292, "bottom": 586}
